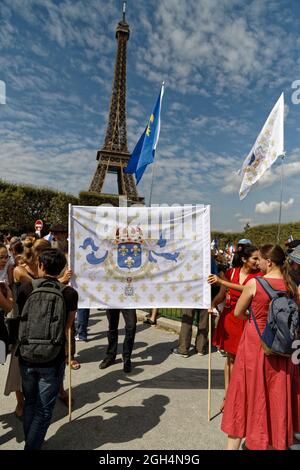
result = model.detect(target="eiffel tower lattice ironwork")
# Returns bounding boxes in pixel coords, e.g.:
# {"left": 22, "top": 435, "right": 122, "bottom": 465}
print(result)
{"left": 89, "top": 2, "right": 144, "bottom": 204}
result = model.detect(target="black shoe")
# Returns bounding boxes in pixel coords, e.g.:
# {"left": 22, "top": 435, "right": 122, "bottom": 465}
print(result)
{"left": 123, "top": 359, "right": 132, "bottom": 373}
{"left": 99, "top": 356, "right": 115, "bottom": 369}
{"left": 143, "top": 318, "right": 156, "bottom": 325}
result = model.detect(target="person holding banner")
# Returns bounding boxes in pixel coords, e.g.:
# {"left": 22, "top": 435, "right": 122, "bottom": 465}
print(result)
{"left": 222, "top": 244, "right": 300, "bottom": 450}
{"left": 17, "top": 249, "right": 78, "bottom": 450}
{"left": 99, "top": 309, "right": 137, "bottom": 373}
{"left": 208, "top": 245, "right": 262, "bottom": 411}
{"left": 173, "top": 254, "right": 220, "bottom": 358}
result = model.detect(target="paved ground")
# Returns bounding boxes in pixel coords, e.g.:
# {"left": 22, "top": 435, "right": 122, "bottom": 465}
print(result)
{"left": 0, "top": 310, "right": 227, "bottom": 450}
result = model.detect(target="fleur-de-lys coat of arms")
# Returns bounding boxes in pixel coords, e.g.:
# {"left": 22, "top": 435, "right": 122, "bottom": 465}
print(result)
{"left": 79, "top": 226, "right": 180, "bottom": 297}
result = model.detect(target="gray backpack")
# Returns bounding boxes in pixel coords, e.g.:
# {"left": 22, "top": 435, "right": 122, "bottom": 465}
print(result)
{"left": 18, "top": 278, "right": 67, "bottom": 363}
{"left": 250, "top": 277, "right": 300, "bottom": 357}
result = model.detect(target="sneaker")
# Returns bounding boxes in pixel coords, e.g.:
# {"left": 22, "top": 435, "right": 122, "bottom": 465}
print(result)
{"left": 75, "top": 335, "right": 87, "bottom": 342}
{"left": 195, "top": 347, "right": 207, "bottom": 356}
{"left": 289, "top": 444, "right": 300, "bottom": 450}
{"left": 171, "top": 347, "right": 189, "bottom": 358}
{"left": 217, "top": 349, "right": 227, "bottom": 357}
{"left": 294, "top": 432, "right": 300, "bottom": 442}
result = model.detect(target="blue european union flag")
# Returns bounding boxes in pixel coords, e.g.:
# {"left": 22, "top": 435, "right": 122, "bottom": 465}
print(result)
{"left": 124, "top": 83, "right": 164, "bottom": 184}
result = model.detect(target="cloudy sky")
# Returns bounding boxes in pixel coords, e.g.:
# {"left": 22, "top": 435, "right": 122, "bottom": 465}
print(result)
{"left": 0, "top": 0, "right": 300, "bottom": 231}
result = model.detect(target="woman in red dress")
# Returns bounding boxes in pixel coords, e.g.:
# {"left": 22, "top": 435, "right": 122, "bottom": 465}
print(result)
{"left": 209, "top": 245, "right": 262, "bottom": 409}
{"left": 222, "top": 244, "right": 300, "bottom": 450}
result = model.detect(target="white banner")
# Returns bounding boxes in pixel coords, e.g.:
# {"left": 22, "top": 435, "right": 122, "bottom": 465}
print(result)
{"left": 239, "top": 93, "right": 284, "bottom": 200}
{"left": 69, "top": 205, "right": 211, "bottom": 309}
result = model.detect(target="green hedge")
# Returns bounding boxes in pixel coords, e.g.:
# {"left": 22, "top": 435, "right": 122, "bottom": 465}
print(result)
{"left": 0, "top": 180, "right": 78, "bottom": 234}
{"left": 212, "top": 222, "right": 300, "bottom": 249}
{"left": 1, "top": 179, "right": 299, "bottom": 246}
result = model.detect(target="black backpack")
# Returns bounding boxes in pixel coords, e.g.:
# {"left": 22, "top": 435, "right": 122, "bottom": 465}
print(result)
{"left": 250, "top": 277, "right": 300, "bottom": 357}
{"left": 18, "top": 278, "right": 67, "bottom": 364}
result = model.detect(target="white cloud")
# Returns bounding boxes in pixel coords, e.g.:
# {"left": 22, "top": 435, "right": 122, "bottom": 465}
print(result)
{"left": 135, "top": 0, "right": 298, "bottom": 95}
{"left": 0, "top": 0, "right": 300, "bottom": 233}
{"left": 221, "top": 172, "right": 241, "bottom": 194}
{"left": 190, "top": 115, "right": 250, "bottom": 136}
{"left": 255, "top": 198, "right": 294, "bottom": 214}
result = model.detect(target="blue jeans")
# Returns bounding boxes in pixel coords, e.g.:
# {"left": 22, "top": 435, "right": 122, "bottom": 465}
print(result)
{"left": 76, "top": 309, "right": 90, "bottom": 340}
{"left": 20, "top": 361, "right": 65, "bottom": 450}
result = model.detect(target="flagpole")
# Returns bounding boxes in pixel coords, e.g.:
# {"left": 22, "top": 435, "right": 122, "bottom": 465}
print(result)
{"left": 148, "top": 163, "right": 156, "bottom": 206}
{"left": 148, "top": 82, "right": 164, "bottom": 206}
{"left": 276, "top": 153, "right": 285, "bottom": 244}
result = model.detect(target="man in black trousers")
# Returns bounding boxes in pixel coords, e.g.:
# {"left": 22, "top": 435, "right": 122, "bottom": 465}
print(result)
{"left": 99, "top": 309, "right": 137, "bottom": 373}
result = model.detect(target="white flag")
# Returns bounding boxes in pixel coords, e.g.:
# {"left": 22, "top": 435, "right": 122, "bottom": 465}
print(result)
{"left": 69, "top": 205, "right": 211, "bottom": 309}
{"left": 239, "top": 93, "right": 284, "bottom": 200}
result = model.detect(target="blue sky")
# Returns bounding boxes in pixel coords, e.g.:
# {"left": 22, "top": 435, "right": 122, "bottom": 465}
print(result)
{"left": 1, "top": 0, "right": 300, "bottom": 232}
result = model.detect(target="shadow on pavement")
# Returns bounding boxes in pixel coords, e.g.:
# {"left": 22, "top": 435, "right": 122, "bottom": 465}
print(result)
{"left": 44, "top": 395, "right": 170, "bottom": 450}
{"left": 75, "top": 341, "right": 148, "bottom": 365}
{"left": 0, "top": 412, "right": 24, "bottom": 447}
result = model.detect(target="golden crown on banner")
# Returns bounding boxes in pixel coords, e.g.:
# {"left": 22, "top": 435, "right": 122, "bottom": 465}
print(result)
{"left": 115, "top": 226, "right": 144, "bottom": 245}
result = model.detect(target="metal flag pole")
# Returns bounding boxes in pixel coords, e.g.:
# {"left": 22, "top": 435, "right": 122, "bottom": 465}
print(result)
{"left": 276, "top": 153, "right": 285, "bottom": 244}
{"left": 148, "top": 81, "right": 165, "bottom": 206}
{"left": 148, "top": 163, "right": 156, "bottom": 206}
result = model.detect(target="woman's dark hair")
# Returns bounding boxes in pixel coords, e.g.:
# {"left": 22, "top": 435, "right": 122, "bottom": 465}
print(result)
{"left": 232, "top": 244, "right": 258, "bottom": 268}
{"left": 38, "top": 248, "right": 67, "bottom": 276}
{"left": 10, "top": 239, "right": 24, "bottom": 255}
{"left": 260, "top": 244, "right": 296, "bottom": 297}
{"left": 241, "top": 245, "right": 259, "bottom": 260}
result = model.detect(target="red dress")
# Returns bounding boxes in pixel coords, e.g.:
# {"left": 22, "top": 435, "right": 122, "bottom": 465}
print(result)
{"left": 221, "top": 278, "right": 300, "bottom": 450}
{"left": 213, "top": 268, "right": 262, "bottom": 355}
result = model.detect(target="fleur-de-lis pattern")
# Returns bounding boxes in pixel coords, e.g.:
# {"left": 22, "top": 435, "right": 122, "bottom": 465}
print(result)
{"left": 70, "top": 205, "right": 211, "bottom": 309}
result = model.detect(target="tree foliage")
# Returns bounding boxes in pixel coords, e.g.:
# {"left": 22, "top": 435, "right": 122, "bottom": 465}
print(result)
{"left": 0, "top": 180, "right": 78, "bottom": 234}
{"left": 1, "top": 179, "right": 300, "bottom": 246}
{"left": 212, "top": 222, "right": 300, "bottom": 249}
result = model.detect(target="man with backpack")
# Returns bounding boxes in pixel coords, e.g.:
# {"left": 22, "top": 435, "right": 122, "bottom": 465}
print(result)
{"left": 16, "top": 248, "right": 78, "bottom": 450}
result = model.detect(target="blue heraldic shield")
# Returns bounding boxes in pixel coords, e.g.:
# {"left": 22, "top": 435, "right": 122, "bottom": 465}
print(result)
{"left": 117, "top": 243, "right": 142, "bottom": 269}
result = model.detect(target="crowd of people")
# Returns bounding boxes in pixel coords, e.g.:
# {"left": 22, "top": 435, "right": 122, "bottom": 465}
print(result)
{"left": 208, "top": 238, "right": 300, "bottom": 450}
{"left": 1, "top": 229, "right": 300, "bottom": 450}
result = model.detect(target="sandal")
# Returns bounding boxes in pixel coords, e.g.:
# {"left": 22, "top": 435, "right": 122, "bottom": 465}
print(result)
{"left": 143, "top": 318, "right": 156, "bottom": 325}
{"left": 66, "top": 359, "right": 81, "bottom": 370}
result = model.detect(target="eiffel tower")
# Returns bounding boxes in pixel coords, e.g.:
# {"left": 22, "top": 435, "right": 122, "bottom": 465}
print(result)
{"left": 88, "top": 2, "right": 144, "bottom": 205}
